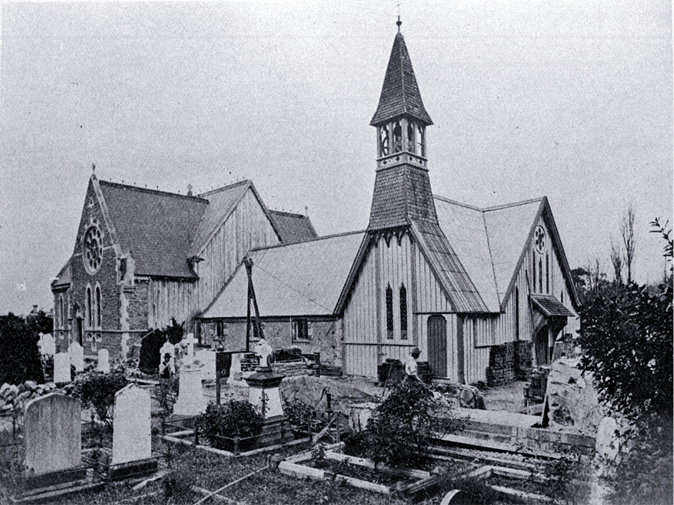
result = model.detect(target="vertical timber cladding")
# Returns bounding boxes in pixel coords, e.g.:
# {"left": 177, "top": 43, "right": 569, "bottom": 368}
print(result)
{"left": 193, "top": 188, "right": 280, "bottom": 317}
{"left": 343, "top": 233, "right": 416, "bottom": 377}
{"left": 147, "top": 279, "right": 195, "bottom": 331}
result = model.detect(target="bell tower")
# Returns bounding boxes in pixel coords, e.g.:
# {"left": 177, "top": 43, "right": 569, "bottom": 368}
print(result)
{"left": 368, "top": 20, "right": 437, "bottom": 232}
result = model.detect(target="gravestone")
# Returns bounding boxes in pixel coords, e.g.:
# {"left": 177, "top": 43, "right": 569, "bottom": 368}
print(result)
{"left": 109, "top": 385, "right": 157, "bottom": 480}
{"left": 53, "top": 352, "right": 71, "bottom": 384}
{"left": 595, "top": 416, "right": 619, "bottom": 462}
{"left": 195, "top": 348, "right": 216, "bottom": 380}
{"left": 97, "top": 349, "right": 110, "bottom": 374}
{"left": 139, "top": 331, "right": 165, "bottom": 373}
{"left": 24, "top": 394, "right": 85, "bottom": 486}
{"left": 38, "top": 333, "right": 55, "bottom": 357}
{"left": 172, "top": 359, "right": 206, "bottom": 416}
{"left": 69, "top": 341, "right": 84, "bottom": 372}
{"left": 183, "top": 333, "right": 197, "bottom": 359}
{"left": 254, "top": 338, "right": 273, "bottom": 368}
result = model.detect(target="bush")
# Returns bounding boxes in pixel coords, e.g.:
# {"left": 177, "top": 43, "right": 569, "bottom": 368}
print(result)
{"left": 343, "top": 381, "right": 463, "bottom": 468}
{"left": 0, "top": 313, "right": 45, "bottom": 385}
{"left": 283, "top": 397, "right": 319, "bottom": 432}
{"left": 196, "top": 401, "right": 263, "bottom": 451}
{"left": 156, "top": 377, "right": 179, "bottom": 415}
{"left": 72, "top": 371, "right": 128, "bottom": 427}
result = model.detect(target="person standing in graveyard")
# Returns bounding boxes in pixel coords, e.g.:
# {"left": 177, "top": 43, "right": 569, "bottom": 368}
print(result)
{"left": 404, "top": 347, "right": 422, "bottom": 383}
{"left": 159, "top": 353, "right": 172, "bottom": 380}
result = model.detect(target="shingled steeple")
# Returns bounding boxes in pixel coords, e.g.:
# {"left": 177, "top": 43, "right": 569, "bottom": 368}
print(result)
{"left": 368, "top": 25, "right": 437, "bottom": 231}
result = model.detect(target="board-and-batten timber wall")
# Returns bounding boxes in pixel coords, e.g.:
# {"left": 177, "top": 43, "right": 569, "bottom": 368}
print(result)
{"left": 147, "top": 189, "right": 280, "bottom": 330}
{"left": 343, "top": 218, "right": 579, "bottom": 383}
{"left": 343, "top": 232, "right": 458, "bottom": 378}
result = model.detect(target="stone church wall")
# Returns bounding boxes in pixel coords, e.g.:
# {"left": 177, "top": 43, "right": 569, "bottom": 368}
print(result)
{"left": 199, "top": 318, "right": 342, "bottom": 366}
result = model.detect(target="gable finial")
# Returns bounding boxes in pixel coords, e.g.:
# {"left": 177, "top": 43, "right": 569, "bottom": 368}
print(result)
{"left": 91, "top": 163, "right": 96, "bottom": 174}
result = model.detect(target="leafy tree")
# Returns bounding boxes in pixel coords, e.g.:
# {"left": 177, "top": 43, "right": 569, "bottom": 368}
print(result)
{"left": 0, "top": 313, "right": 45, "bottom": 385}
{"left": 577, "top": 218, "right": 672, "bottom": 505}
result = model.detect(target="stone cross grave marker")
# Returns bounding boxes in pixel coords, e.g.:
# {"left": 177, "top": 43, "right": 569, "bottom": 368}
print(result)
{"left": 112, "top": 385, "right": 151, "bottom": 465}
{"left": 38, "top": 333, "right": 55, "bottom": 357}
{"left": 24, "top": 393, "right": 81, "bottom": 476}
{"left": 184, "top": 333, "right": 197, "bottom": 359}
{"left": 97, "top": 348, "right": 110, "bottom": 374}
{"left": 69, "top": 341, "right": 84, "bottom": 372}
{"left": 54, "top": 352, "right": 71, "bottom": 384}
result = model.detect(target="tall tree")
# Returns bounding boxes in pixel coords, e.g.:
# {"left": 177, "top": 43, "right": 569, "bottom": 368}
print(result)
{"left": 610, "top": 238, "right": 623, "bottom": 285}
{"left": 620, "top": 204, "right": 636, "bottom": 284}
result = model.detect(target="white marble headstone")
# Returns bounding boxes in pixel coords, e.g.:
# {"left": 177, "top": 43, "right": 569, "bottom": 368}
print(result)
{"left": 112, "top": 385, "right": 152, "bottom": 465}
{"left": 97, "top": 349, "right": 110, "bottom": 374}
{"left": 54, "top": 352, "right": 71, "bottom": 384}
{"left": 69, "top": 341, "right": 84, "bottom": 372}
{"left": 184, "top": 333, "right": 197, "bottom": 359}
{"left": 195, "top": 349, "right": 216, "bottom": 380}
{"left": 596, "top": 416, "right": 619, "bottom": 461}
{"left": 24, "top": 394, "right": 81, "bottom": 475}
{"left": 172, "top": 359, "right": 206, "bottom": 416}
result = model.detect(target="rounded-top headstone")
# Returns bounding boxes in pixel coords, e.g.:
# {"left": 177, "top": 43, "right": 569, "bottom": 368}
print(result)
{"left": 440, "top": 489, "right": 471, "bottom": 505}
{"left": 595, "top": 416, "right": 619, "bottom": 461}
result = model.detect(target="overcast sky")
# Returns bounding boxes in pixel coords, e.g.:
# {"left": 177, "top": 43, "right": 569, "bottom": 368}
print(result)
{"left": 0, "top": 0, "right": 671, "bottom": 315}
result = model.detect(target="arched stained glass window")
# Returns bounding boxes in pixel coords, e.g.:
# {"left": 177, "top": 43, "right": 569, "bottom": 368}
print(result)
{"left": 86, "top": 286, "right": 92, "bottom": 329}
{"left": 95, "top": 285, "right": 101, "bottom": 328}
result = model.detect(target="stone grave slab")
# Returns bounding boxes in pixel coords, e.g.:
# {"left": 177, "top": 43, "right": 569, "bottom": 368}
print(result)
{"left": 109, "top": 385, "right": 157, "bottom": 480}
{"left": 69, "top": 342, "right": 84, "bottom": 372}
{"left": 96, "top": 349, "right": 110, "bottom": 374}
{"left": 20, "top": 393, "right": 91, "bottom": 499}
{"left": 53, "top": 353, "right": 71, "bottom": 385}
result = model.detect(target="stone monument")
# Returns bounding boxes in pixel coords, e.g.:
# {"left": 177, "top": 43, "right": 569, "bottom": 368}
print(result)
{"left": 97, "top": 349, "right": 110, "bottom": 374}
{"left": 53, "top": 352, "right": 71, "bottom": 385}
{"left": 69, "top": 341, "right": 84, "bottom": 373}
{"left": 109, "top": 385, "right": 157, "bottom": 480}
{"left": 172, "top": 359, "right": 207, "bottom": 416}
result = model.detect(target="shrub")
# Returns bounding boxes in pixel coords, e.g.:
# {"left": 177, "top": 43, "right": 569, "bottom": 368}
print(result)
{"left": 344, "top": 381, "right": 463, "bottom": 468}
{"left": 72, "top": 371, "right": 128, "bottom": 427}
{"left": 156, "top": 377, "right": 179, "bottom": 415}
{"left": 0, "top": 313, "right": 45, "bottom": 385}
{"left": 196, "top": 401, "right": 263, "bottom": 451}
{"left": 283, "top": 397, "right": 318, "bottom": 431}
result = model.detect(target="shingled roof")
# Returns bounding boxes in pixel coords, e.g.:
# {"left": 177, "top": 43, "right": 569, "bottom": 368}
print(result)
{"left": 370, "top": 31, "right": 433, "bottom": 126}
{"left": 99, "top": 180, "right": 208, "bottom": 278}
{"left": 268, "top": 210, "right": 318, "bottom": 244}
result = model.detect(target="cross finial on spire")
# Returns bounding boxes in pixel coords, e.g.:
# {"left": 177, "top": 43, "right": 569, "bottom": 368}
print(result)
{"left": 396, "top": 2, "right": 402, "bottom": 31}
{"left": 91, "top": 163, "right": 96, "bottom": 173}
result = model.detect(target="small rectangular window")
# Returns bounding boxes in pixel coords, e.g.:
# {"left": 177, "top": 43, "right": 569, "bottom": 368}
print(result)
{"left": 292, "top": 319, "right": 310, "bottom": 342}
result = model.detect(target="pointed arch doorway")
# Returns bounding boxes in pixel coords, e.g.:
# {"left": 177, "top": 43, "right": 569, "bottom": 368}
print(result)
{"left": 427, "top": 315, "right": 447, "bottom": 378}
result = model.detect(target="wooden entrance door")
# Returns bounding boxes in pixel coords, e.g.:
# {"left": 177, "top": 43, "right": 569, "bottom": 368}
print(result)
{"left": 427, "top": 315, "right": 447, "bottom": 378}
{"left": 535, "top": 325, "right": 548, "bottom": 366}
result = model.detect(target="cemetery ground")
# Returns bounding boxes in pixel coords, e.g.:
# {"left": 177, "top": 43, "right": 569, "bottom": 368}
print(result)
{"left": 0, "top": 372, "right": 598, "bottom": 505}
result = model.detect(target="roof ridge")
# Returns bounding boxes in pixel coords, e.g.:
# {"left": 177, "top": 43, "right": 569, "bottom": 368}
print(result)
{"left": 250, "top": 229, "right": 365, "bottom": 253}
{"left": 269, "top": 209, "right": 309, "bottom": 218}
{"left": 434, "top": 194, "right": 483, "bottom": 211}
{"left": 198, "top": 179, "right": 250, "bottom": 197}
{"left": 483, "top": 197, "right": 544, "bottom": 212}
{"left": 99, "top": 179, "right": 208, "bottom": 202}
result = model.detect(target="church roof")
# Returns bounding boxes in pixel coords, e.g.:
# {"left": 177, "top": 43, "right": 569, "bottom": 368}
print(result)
{"left": 188, "top": 180, "right": 282, "bottom": 257}
{"left": 370, "top": 31, "right": 433, "bottom": 126}
{"left": 51, "top": 259, "right": 72, "bottom": 288}
{"left": 268, "top": 210, "right": 318, "bottom": 244}
{"left": 201, "top": 231, "right": 365, "bottom": 318}
{"left": 99, "top": 181, "right": 208, "bottom": 278}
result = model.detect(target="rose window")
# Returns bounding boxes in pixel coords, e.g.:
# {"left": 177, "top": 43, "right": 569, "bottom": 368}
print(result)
{"left": 534, "top": 226, "right": 547, "bottom": 254}
{"left": 83, "top": 225, "right": 103, "bottom": 274}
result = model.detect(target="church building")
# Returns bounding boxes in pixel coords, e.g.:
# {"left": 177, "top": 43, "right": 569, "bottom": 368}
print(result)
{"left": 52, "top": 23, "right": 579, "bottom": 383}
{"left": 51, "top": 176, "right": 316, "bottom": 362}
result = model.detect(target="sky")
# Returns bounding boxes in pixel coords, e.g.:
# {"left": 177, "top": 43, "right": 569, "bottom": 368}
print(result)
{"left": 0, "top": 0, "right": 671, "bottom": 315}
